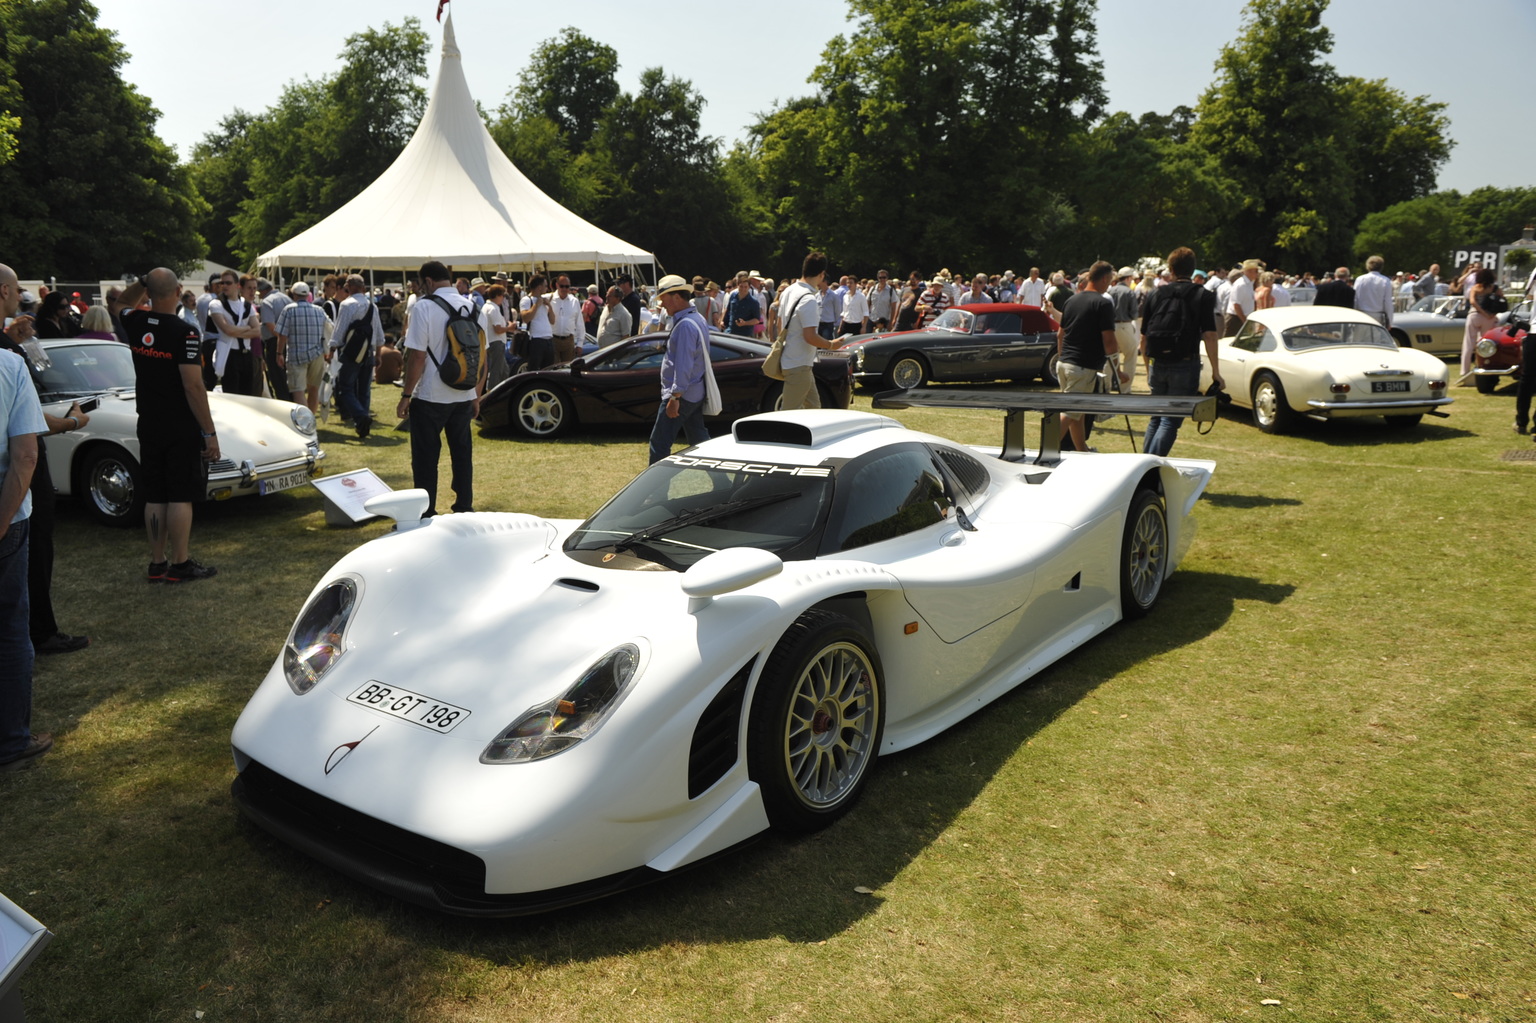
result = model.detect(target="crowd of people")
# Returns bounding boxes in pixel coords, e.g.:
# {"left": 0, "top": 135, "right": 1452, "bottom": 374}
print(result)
{"left": 3, "top": 244, "right": 1534, "bottom": 772}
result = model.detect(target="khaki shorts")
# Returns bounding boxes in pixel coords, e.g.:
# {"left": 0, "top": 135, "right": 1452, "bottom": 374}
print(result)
{"left": 1058, "top": 360, "right": 1099, "bottom": 420}
{"left": 287, "top": 356, "right": 324, "bottom": 394}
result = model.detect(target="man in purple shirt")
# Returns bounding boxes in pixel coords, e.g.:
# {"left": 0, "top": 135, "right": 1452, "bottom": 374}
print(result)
{"left": 648, "top": 275, "right": 712, "bottom": 464}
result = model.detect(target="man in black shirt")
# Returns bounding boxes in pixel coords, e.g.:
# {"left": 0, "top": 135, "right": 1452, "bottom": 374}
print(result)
{"left": 1056, "top": 260, "right": 1125, "bottom": 452}
{"left": 119, "top": 268, "right": 219, "bottom": 582}
{"left": 1139, "top": 246, "right": 1221, "bottom": 456}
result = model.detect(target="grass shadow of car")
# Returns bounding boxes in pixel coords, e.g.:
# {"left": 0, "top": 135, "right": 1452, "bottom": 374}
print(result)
{"left": 232, "top": 570, "right": 1294, "bottom": 964}
{"left": 1202, "top": 491, "right": 1303, "bottom": 509}
{"left": 1212, "top": 404, "right": 1475, "bottom": 444}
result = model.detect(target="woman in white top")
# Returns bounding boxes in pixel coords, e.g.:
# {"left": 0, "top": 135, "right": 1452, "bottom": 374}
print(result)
{"left": 480, "top": 283, "right": 512, "bottom": 386}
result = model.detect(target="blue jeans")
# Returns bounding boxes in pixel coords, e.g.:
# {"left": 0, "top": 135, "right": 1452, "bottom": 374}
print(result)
{"left": 648, "top": 396, "right": 710, "bottom": 464}
{"left": 409, "top": 398, "right": 475, "bottom": 514}
{"left": 0, "top": 518, "right": 34, "bottom": 760}
{"left": 336, "top": 358, "right": 374, "bottom": 425}
{"left": 1143, "top": 359, "right": 1202, "bottom": 456}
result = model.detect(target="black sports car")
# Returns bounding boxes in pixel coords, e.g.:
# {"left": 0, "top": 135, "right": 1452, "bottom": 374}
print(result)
{"left": 837, "top": 303, "right": 1060, "bottom": 389}
{"left": 478, "top": 331, "right": 853, "bottom": 439}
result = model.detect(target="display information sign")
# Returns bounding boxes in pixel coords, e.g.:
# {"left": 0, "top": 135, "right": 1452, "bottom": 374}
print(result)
{"left": 311, "top": 468, "right": 392, "bottom": 525}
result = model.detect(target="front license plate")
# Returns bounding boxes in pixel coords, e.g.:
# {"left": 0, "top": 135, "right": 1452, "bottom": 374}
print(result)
{"left": 1370, "top": 380, "right": 1411, "bottom": 393}
{"left": 258, "top": 469, "right": 310, "bottom": 495}
{"left": 347, "top": 681, "right": 471, "bottom": 733}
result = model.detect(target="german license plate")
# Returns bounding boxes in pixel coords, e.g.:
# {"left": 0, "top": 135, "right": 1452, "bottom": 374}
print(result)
{"left": 258, "top": 469, "right": 309, "bottom": 495}
{"left": 347, "top": 681, "right": 471, "bottom": 733}
{"left": 1371, "top": 380, "right": 1410, "bottom": 393}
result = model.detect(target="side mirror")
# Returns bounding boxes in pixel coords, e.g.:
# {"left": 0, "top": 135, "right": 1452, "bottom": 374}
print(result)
{"left": 680, "top": 547, "right": 783, "bottom": 612}
{"left": 569, "top": 357, "right": 586, "bottom": 375}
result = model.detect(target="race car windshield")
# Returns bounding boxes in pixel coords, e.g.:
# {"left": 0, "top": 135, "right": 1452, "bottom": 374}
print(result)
{"left": 564, "top": 457, "right": 834, "bottom": 570}
{"left": 1280, "top": 321, "right": 1396, "bottom": 351}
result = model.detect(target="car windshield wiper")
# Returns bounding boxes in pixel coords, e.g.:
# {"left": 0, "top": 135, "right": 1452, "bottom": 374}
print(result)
{"left": 607, "top": 491, "right": 801, "bottom": 553}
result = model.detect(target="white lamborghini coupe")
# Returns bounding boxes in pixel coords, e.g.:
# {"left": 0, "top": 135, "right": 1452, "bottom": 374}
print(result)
{"left": 230, "top": 390, "right": 1216, "bottom": 915}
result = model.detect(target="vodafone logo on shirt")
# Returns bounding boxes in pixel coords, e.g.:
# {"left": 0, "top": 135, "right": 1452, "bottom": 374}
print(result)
{"left": 141, "top": 332, "right": 155, "bottom": 347}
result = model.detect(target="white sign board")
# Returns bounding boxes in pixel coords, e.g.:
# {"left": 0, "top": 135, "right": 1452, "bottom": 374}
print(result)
{"left": 0, "top": 891, "right": 52, "bottom": 1004}
{"left": 311, "top": 468, "right": 393, "bottom": 525}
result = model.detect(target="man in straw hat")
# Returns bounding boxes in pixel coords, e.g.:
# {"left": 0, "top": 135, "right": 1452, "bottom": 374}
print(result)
{"left": 648, "top": 275, "right": 714, "bottom": 464}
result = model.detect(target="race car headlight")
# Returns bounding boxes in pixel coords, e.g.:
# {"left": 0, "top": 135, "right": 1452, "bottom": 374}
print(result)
{"left": 283, "top": 578, "right": 358, "bottom": 694}
{"left": 1475, "top": 338, "right": 1498, "bottom": 359}
{"left": 481, "top": 643, "right": 640, "bottom": 764}
{"left": 290, "top": 406, "right": 317, "bottom": 435}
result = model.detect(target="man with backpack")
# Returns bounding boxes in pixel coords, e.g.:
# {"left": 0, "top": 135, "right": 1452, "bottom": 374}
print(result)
{"left": 396, "top": 261, "right": 486, "bottom": 516}
{"left": 330, "top": 275, "right": 384, "bottom": 440}
{"left": 1139, "top": 247, "right": 1222, "bottom": 456}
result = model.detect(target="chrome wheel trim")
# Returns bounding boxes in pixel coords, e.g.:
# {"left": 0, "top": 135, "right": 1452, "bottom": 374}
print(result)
{"left": 88, "top": 456, "right": 136, "bottom": 519}
{"left": 890, "top": 357, "right": 924, "bottom": 389}
{"left": 782, "top": 641, "right": 879, "bottom": 809}
{"left": 514, "top": 387, "right": 565, "bottom": 435}
{"left": 1254, "top": 380, "right": 1279, "bottom": 428}
{"left": 1126, "top": 501, "right": 1166, "bottom": 608}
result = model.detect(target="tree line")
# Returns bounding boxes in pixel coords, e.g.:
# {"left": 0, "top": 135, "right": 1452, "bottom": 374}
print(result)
{"left": 1, "top": 0, "right": 1528, "bottom": 284}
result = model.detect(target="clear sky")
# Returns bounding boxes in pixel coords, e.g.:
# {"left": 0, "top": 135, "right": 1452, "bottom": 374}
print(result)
{"left": 92, "top": 0, "right": 1536, "bottom": 197}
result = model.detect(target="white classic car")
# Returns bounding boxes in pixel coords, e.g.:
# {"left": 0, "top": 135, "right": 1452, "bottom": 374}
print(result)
{"left": 1201, "top": 306, "right": 1453, "bottom": 433}
{"left": 230, "top": 392, "right": 1216, "bottom": 916}
{"left": 36, "top": 337, "right": 325, "bottom": 525}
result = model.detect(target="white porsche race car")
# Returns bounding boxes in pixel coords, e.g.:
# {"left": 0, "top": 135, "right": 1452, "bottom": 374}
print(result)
{"left": 231, "top": 391, "right": 1216, "bottom": 915}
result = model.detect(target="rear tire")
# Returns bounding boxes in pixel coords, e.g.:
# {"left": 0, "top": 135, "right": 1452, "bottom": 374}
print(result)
{"left": 1251, "top": 373, "right": 1298, "bottom": 434}
{"left": 747, "top": 609, "right": 884, "bottom": 833}
{"left": 1120, "top": 488, "right": 1167, "bottom": 619}
{"left": 1038, "top": 354, "right": 1060, "bottom": 388}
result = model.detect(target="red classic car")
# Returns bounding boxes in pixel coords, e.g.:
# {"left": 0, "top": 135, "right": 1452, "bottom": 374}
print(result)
{"left": 1473, "top": 297, "right": 1531, "bottom": 393}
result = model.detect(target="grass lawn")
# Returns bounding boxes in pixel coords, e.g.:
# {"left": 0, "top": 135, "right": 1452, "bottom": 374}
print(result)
{"left": 3, "top": 376, "right": 1533, "bottom": 1022}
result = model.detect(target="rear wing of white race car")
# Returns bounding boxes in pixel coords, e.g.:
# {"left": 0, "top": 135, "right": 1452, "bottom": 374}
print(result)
{"left": 872, "top": 387, "right": 1217, "bottom": 465}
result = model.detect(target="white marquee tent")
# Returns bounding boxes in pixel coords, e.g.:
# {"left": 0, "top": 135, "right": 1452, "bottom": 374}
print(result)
{"left": 255, "top": 13, "right": 654, "bottom": 278}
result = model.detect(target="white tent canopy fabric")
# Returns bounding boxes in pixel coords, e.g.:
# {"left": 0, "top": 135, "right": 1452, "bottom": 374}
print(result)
{"left": 256, "top": 13, "right": 653, "bottom": 275}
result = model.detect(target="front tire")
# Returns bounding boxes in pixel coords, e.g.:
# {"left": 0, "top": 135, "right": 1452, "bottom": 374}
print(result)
{"left": 747, "top": 610, "right": 884, "bottom": 833}
{"left": 509, "top": 383, "right": 572, "bottom": 439}
{"left": 1474, "top": 374, "right": 1497, "bottom": 394}
{"left": 1120, "top": 488, "right": 1167, "bottom": 619}
{"left": 77, "top": 446, "right": 144, "bottom": 527}
{"left": 1251, "top": 372, "right": 1298, "bottom": 434}
{"left": 883, "top": 353, "right": 929, "bottom": 390}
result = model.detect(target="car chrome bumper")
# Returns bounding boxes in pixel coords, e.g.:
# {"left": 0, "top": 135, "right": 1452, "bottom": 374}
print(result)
{"left": 1304, "top": 397, "right": 1453, "bottom": 416}
{"left": 206, "top": 445, "right": 325, "bottom": 493}
{"left": 1472, "top": 367, "right": 1516, "bottom": 376}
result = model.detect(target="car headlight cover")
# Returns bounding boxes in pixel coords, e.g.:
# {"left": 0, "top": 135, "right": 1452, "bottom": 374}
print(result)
{"left": 290, "top": 406, "right": 317, "bottom": 435}
{"left": 1475, "top": 338, "right": 1497, "bottom": 359}
{"left": 481, "top": 644, "right": 641, "bottom": 764}
{"left": 283, "top": 578, "right": 358, "bottom": 694}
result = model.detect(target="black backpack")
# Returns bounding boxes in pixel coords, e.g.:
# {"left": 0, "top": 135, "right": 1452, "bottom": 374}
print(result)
{"left": 338, "top": 308, "right": 374, "bottom": 364}
{"left": 426, "top": 295, "right": 485, "bottom": 390}
{"left": 1143, "top": 281, "right": 1202, "bottom": 362}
